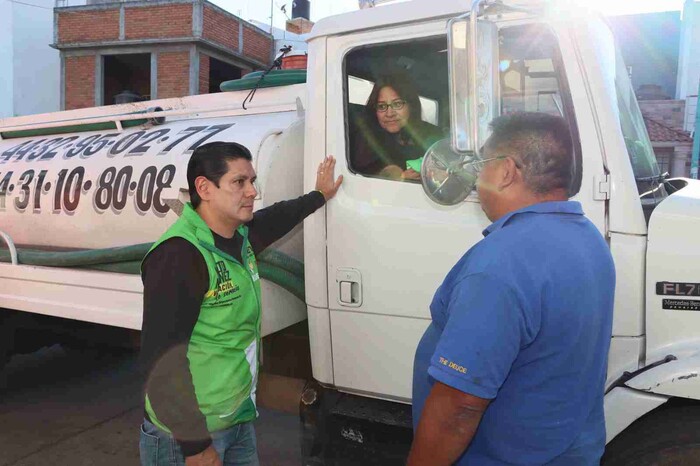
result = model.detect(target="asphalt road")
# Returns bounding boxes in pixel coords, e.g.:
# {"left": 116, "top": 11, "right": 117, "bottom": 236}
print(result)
{"left": 0, "top": 345, "right": 301, "bottom": 466}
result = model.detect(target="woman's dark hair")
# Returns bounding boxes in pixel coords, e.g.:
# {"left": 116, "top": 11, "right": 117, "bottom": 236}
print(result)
{"left": 365, "top": 72, "right": 423, "bottom": 127}
{"left": 187, "top": 141, "right": 252, "bottom": 208}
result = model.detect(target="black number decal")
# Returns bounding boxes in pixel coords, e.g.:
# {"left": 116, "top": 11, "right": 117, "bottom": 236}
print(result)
{"left": 27, "top": 138, "right": 62, "bottom": 161}
{"left": 15, "top": 140, "right": 46, "bottom": 162}
{"left": 136, "top": 166, "right": 157, "bottom": 212}
{"left": 33, "top": 169, "right": 48, "bottom": 211}
{"left": 109, "top": 131, "right": 145, "bottom": 156}
{"left": 65, "top": 135, "right": 100, "bottom": 158}
{"left": 14, "top": 170, "right": 34, "bottom": 211}
{"left": 128, "top": 129, "right": 170, "bottom": 156}
{"left": 95, "top": 167, "right": 116, "bottom": 211}
{"left": 1, "top": 141, "right": 34, "bottom": 164}
{"left": 0, "top": 171, "right": 13, "bottom": 210}
{"left": 54, "top": 169, "right": 67, "bottom": 212}
{"left": 83, "top": 133, "right": 119, "bottom": 157}
{"left": 43, "top": 136, "right": 79, "bottom": 161}
{"left": 112, "top": 166, "right": 133, "bottom": 211}
{"left": 187, "top": 124, "right": 234, "bottom": 152}
{"left": 64, "top": 167, "right": 85, "bottom": 212}
{"left": 153, "top": 165, "right": 176, "bottom": 214}
{"left": 158, "top": 126, "right": 207, "bottom": 155}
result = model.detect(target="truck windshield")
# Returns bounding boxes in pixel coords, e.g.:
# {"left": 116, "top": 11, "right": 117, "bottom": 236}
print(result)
{"left": 614, "top": 48, "right": 668, "bottom": 217}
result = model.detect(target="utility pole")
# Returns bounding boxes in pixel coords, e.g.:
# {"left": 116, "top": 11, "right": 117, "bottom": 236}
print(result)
{"left": 691, "top": 80, "right": 700, "bottom": 179}
{"left": 269, "top": 0, "right": 275, "bottom": 65}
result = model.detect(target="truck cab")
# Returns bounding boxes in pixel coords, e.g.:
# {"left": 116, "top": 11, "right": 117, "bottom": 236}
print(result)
{"left": 300, "top": 1, "right": 700, "bottom": 464}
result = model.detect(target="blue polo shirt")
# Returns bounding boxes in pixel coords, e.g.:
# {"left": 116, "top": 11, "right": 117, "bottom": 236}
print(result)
{"left": 412, "top": 201, "right": 615, "bottom": 465}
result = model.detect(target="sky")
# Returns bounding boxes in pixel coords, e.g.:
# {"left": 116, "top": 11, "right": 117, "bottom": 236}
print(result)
{"left": 210, "top": 0, "right": 688, "bottom": 32}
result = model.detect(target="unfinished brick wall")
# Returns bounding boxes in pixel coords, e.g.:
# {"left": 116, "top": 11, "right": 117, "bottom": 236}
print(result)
{"left": 203, "top": 5, "right": 239, "bottom": 50}
{"left": 199, "top": 54, "right": 210, "bottom": 94}
{"left": 242, "top": 26, "right": 272, "bottom": 65}
{"left": 639, "top": 100, "right": 686, "bottom": 130}
{"left": 125, "top": 4, "right": 193, "bottom": 40}
{"left": 58, "top": 10, "right": 120, "bottom": 43}
{"left": 158, "top": 51, "right": 191, "bottom": 99}
{"left": 65, "top": 55, "right": 96, "bottom": 110}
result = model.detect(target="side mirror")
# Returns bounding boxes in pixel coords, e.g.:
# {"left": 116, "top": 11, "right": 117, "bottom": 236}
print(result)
{"left": 421, "top": 5, "right": 498, "bottom": 206}
{"left": 421, "top": 139, "right": 480, "bottom": 205}
{"left": 447, "top": 12, "right": 499, "bottom": 155}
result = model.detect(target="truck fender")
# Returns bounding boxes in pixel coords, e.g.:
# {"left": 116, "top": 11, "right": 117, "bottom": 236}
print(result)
{"left": 604, "top": 387, "right": 667, "bottom": 443}
{"left": 625, "top": 351, "right": 700, "bottom": 399}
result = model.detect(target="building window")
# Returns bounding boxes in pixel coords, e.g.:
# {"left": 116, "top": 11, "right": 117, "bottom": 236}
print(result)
{"left": 654, "top": 147, "right": 673, "bottom": 175}
{"left": 103, "top": 53, "right": 151, "bottom": 105}
{"left": 209, "top": 57, "right": 242, "bottom": 93}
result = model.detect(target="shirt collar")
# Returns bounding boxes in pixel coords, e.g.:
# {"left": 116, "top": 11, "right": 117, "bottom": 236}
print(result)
{"left": 483, "top": 201, "right": 584, "bottom": 237}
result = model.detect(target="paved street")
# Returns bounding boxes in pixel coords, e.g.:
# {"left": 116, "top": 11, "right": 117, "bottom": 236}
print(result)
{"left": 0, "top": 345, "right": 301, "bottom": 466}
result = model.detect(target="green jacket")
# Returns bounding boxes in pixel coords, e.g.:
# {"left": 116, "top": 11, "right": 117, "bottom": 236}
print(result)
{"left": 143, "top": 202, "right": 262, "bottom": 432}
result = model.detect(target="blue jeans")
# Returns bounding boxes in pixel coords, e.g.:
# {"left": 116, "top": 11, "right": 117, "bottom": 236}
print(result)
{"left": 140, "top": 419, "right": 259, "bottom": 466}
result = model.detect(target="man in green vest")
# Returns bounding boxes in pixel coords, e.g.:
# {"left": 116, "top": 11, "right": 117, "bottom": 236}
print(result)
{"left": 139, "top": 141, "right": 342, "bottom": 466}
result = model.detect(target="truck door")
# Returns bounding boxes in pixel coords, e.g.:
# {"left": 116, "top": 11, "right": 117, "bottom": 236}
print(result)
{"left": 324, "top": 21, "right": 600, "bottom": 401}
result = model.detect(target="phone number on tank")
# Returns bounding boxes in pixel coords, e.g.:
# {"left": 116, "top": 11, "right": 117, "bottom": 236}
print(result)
{"left": 0, "top": 164, "right": 176, "bottom": 216}
{"left": 0, "top": 123, "right": 235, "bottom": 165}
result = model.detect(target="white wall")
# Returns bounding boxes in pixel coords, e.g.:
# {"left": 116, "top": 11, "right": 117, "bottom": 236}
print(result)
{"left": 0, "top": 0, "right": 14, "bottom": 118}
{"left": 12, "top": 0, "right": 60, "bottom": 116}
{"left": 0, "top": 0, "right": 59, "bottom": 118}
{"left": 677, "top": 0, "right": 700, "bottom": 100}
{"left": 250, "top": 20, "right": 308, "bottom": 53}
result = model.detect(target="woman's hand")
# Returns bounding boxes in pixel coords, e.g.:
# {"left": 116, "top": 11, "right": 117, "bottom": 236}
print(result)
{"left": 315, "top": 155, "right": 343, "bottom": 201}
{"left": 401, "top": 168, "right": 421, "bottom": 181}
{"left": 379, "top": 165, "right": 404, "bottom": 180}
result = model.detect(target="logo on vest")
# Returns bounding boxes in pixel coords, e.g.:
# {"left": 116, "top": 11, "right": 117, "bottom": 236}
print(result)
{"left": 248, "top": 260, "right": 260, "bottom": 282}
{"left": 207, "top": 260, "right": 240, "bottom": 302}
{"left": 245, "top": 245, "right": 259, "bottom": 281}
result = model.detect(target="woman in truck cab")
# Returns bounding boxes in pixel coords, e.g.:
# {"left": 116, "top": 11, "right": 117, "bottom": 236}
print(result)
{"left": 352, "top": 73, "right": 443, "bottom": 181}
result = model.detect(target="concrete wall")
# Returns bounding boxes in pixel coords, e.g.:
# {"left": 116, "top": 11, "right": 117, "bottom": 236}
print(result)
{"left": 0, "top": 0, "right": 14, "bottom": 118}
{"left": 12, "top": 0, "right": 60, "bottom": 117}
{"left": 0, "top": 0, "right": 59, "bottom": 118}
{"left": 677, "top": 0, "right": 700, "bottom": 100}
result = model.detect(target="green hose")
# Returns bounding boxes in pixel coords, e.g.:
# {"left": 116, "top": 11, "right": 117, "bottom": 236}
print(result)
{"left": 0, "top": 243, "right": 152, "bottom": 267}
{"left": 0, "top": 244, "right": 306, "bottom": 301}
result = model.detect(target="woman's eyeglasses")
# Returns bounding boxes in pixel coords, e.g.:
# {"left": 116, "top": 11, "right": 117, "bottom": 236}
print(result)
{"left": 376, "top": 99, "right": 406, "bottom": 112}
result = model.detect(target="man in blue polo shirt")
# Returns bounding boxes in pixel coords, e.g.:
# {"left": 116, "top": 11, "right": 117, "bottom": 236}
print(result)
{"left": 408, "top": 112, "right": 615, "bottom": 466}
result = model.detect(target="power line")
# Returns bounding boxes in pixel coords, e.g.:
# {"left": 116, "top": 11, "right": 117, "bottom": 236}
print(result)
{"left": 3, "top": 0, "right": 53, "bottom": 10}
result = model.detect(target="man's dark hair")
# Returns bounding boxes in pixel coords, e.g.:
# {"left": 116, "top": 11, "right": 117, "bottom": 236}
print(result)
{"left": 187, "top": 141, "right": 252, "bottom": 208}
{"left": 485, "top": 112, "right": 574, "bottom": 195}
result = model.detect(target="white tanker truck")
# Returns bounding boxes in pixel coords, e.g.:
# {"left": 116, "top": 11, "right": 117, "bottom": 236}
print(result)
{"left": 2, "top": 0, "right": 700, "bottom": 464}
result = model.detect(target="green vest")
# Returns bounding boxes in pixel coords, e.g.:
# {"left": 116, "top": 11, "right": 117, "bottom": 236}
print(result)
{"left": 143, "top": 203, "right": 262, "bottom": 433}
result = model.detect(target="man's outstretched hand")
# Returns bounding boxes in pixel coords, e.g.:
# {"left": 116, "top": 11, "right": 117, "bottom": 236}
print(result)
{"left": 315, "top": 155, "right": 343, "bottom": 201}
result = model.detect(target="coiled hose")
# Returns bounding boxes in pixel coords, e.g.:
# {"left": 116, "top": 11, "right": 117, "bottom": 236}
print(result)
{"left": 0, "top": 244, "right": 305, "bottom": 301}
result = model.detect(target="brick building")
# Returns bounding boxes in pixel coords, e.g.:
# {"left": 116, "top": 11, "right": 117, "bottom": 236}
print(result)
{"left": 639, "top": 99, "right": 694, "bottom": 177}
{"left": 53, "top": 0, "right": 274, "bottom": 110}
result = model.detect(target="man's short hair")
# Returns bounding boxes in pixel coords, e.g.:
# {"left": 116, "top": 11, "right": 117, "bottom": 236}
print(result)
{"left": 187, "top": 142, "right": 252, "bottom": 208}
{"left": 485, "top": 112, "right": 574, "bottom": 195}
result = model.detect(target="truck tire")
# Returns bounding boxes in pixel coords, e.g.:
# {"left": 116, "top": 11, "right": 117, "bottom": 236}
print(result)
{"left": 602, "top": 404, "right": 700, "bottom": 465}
{"left": 0, "top": 313, "right": 16, "bottom": 389}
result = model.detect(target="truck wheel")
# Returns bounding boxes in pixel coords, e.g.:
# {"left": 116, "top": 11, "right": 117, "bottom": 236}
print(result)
{"left": 0, "top": 314, "right": 16, "bottom": 389}
{"left": 602, "top": 404, "right": 700, "bottom": 465}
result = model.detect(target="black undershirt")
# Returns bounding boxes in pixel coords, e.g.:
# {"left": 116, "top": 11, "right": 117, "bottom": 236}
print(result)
{"left": 139, "top": 191, "right": 325, "bottom": 456}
